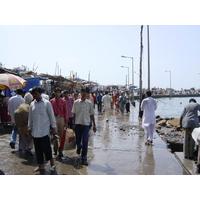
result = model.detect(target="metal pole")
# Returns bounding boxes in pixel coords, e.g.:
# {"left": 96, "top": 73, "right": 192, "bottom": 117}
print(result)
{"left": 127, "top": 67, "right": 129, "bottom": 90}
{"left": 147, "top": 25, "right": 150, "bottom": 91}
{"left": 132, "top": 58, "right": 134, "bottom": 103}
{"left": 121, "top": 56, "right": 135, "bottom": 105}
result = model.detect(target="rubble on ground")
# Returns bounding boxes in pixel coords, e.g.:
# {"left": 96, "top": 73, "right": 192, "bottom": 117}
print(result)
{"left": 156, "top": 116, "right": 184, "bottom": 152}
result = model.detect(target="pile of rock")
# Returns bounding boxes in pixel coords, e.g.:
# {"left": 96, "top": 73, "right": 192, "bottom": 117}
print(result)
{"left": 155, "top": 116, "right": 184, "bottom": 152}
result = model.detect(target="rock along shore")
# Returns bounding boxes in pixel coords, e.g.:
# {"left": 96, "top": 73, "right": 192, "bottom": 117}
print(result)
{"left": 155, "top": 116, "right": 184, "bottom": 152}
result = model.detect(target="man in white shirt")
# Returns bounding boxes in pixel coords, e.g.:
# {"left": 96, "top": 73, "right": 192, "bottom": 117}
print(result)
{"left": 41, "top": 88, "right": 50, "bottom": 101}
{"left": 102, "top": 91, "right": 112, "bottom": 122}
{"left": 72, "top": 88, "right": 96, "bottom": 165}
{"left": 141, "top": 91, "right": 157, "bottom": 146}
{"left": 28, "top": 86, "right": 57, "bottom": 172}
{"left": 8, "top": 89, "right": 25, "bottom": 150}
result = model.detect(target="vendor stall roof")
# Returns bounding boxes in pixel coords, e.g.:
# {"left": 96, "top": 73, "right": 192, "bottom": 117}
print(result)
{"left": 24, "top": 77, "right": 48, "bottom": 81}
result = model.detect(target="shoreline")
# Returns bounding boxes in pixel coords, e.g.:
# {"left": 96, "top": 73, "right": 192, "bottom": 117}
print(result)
{"left": 134, "top": 94, "right": 200, "bottom": 100}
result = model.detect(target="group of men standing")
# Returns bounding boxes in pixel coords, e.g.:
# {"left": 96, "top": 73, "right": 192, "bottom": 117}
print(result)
{"left": 8, "top": 86, "right": 96, "bottom": 172}
{"left": 96, "top": 91, "right": 131, "bottom": 117}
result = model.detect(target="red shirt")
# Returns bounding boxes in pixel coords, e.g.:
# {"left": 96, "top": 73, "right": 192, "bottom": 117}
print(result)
{"left": 91, "top": 95, "right": 96, "bottom": 104}
{"left": 50, "top": 98, "right": 68, "bottom": 123}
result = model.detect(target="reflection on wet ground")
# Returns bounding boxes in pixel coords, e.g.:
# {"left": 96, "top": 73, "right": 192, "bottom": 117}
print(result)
{"left": 0, "top": 106, "right": 188, "bottom": 175}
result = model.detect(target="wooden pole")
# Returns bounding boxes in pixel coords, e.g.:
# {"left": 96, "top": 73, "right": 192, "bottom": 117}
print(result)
{"left": 139, "top": 25, "right": 144, "bottom": 118}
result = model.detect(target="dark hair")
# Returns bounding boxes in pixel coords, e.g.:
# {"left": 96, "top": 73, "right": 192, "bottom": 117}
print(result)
{"left": 54, "top": 87, "right": 62, "bottom": 93}
{"left": 31, "top": 86, "right": 43, "bottom": 94}
{"left": 105, "top": 91, "right": 108, "bottom": 94}
{"left": 81, "top": 87, "right": 90, "bottom": 94}
{"left": 40, "top": 88, "right": 45, "bottom": 93}
{"left": 63, "top": 90, "right": 70, "bottom": 94}
{"left": 146, "top": 91, "right": 152, "bottom": 97}
{"left": 16, "top": 89, "right": 24, "bottom": 95}
{"left": 189, "top": 98, "right": 196, "bottom": 103}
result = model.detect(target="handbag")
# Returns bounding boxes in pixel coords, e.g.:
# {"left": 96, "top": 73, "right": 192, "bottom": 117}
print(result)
{"left": 60, "top": 128, "right": 76, "bottom": 151}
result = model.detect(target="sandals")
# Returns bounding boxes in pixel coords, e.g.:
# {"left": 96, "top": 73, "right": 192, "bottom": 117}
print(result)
{"left": 34, "top": 167, "right": 45, "bottom": 172}
{"left": 149, "top": 141, "right": 154, "bottom": 146}
{"left": 145, "top": 140, "right": 154, "bottom": 146}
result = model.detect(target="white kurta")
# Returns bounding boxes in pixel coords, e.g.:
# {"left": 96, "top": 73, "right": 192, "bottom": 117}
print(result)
{"left": 102, "top": 94, "right": 112, "bottom": 109}
{"left": 141, "top": 97, "right": 157, "bottom": 128}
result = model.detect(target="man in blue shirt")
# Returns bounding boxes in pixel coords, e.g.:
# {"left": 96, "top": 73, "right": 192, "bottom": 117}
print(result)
{"left": 96, "top": 91, "right": 103, "bottom": 114}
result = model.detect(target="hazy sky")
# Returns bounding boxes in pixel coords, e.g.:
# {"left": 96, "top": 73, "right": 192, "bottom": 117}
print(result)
{"left": 1, "top": 25, "right": 200, "bottom": 90}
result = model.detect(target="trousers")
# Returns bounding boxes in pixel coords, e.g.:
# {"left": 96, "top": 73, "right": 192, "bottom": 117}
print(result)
{"left": 144, "top": 123, "right": 155, "bottom": 142}
{"left": 10, "top": 124, "right": 22, "bottom": 149}
{"left": 33, "top": 135, "right": 52, "bottom": 164}
{"left": 184, "top": 128, "right": 195, "bottom": 158}
{"left": 54, "top": 116, "right": 65, "bottom": 152}
{"left": 97, "top": 101, "right": 102, "bottom": 113}
{"left": 21, "top": 134, "right": 33, "bottom": 151}
{"left": 75, "top": 124, "right": 90, "bottom": 161}
{"left": 104, "top": 108, "right": 110, "bottom": 121}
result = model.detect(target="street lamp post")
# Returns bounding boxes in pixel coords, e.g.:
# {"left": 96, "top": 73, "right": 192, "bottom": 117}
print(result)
{"left": 121, "top": 66, "right": 129, "bottom": 89}
{"left": 165, "top": 70, "right": 171, "bottom": 95}
{"left": 121, "top": 55, "right": 134, "bottom": 105}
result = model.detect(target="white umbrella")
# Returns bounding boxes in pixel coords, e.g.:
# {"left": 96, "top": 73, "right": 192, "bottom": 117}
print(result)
{"left": 0, "top": 73, "right": 27, "bottom": 91}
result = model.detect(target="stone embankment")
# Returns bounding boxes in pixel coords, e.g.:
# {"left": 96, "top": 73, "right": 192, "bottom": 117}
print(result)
{"left": 155, "top": 116, "right": 184, "bottom": 152}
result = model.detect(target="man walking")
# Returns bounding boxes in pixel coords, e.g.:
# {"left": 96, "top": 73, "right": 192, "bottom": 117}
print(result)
{"left": 8, "top": 89, "right": 25, "bottom": 150}
{"left": 180, "top": 98, "right": 200, "bottom": 159}
{"left": 28, "top": 87, "right": 57, "bottom": 172}
{"left": 50, "top": 87, "right": 68, "bottom": 157}
{"left": 14, "top": 92, "right": 34, "bottom": 157}
{"left": 141, "top": 91, "right": 157, "bottom": 146}
{"left": 96, "top": 91, "right": 103, "bottom": 114}
{"left": 102, "top": 91, "right": 112, "bottom": 122}
{"left": 72, "top": 88, "right": 97, "bottom": 165}
{"left": 119, "top": 92, "right": 126, "bottom": 115}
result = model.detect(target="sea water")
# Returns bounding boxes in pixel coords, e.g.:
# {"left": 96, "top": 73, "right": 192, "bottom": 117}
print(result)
{"left": 135, "top": 97, "right": 200, "bottom": 119}
{"left": 155, "top": 97, "right": 200, "bottom": 118}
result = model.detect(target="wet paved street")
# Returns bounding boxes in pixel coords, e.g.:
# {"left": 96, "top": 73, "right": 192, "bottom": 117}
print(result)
{"left": 0, "top": 104, "right": 188, "bottom": 175}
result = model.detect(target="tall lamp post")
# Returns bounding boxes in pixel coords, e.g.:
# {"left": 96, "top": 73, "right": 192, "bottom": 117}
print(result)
{"left": 121, "top": 66, "right": 129, "bottom": 89}
{"left": 165, "top": 70, "right": 171, "bottom": 95}
{"left": 121, "top": 55, "right": 134, "bottom": 105}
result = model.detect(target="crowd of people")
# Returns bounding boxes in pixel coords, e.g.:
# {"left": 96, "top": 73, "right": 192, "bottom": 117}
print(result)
{"left": 4, "top": 87, "right": 134, "bottom": 172}
{"left": 2, "top": 86, "right": 200, "bottom": 174}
